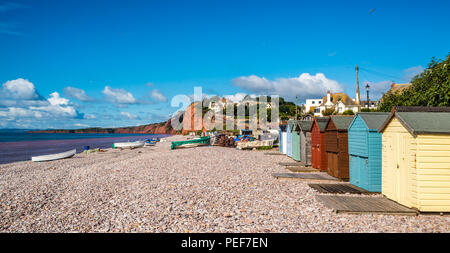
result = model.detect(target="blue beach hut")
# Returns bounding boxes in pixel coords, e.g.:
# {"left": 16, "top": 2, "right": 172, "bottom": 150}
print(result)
{"left": 286, "top": 120, "right": 295, "bottom": 157}
{"left": 348, "top": 112, "right": 389, "bottom": 192}
{"left": 279, "top": 124, "right": 287, "bottom": 154}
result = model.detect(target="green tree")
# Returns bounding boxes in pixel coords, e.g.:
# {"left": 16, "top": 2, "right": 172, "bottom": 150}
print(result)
{"left": 342, "top": 109, "right": 355, "bottom": 115}
{"left": 322, "top": 108, "right": 335, "bottom": 116}
{"left": 379, "top": 53, "right": 450, "bottom": 111}
{"left": 361, "top": 108, "right": 379, "bottom": 112}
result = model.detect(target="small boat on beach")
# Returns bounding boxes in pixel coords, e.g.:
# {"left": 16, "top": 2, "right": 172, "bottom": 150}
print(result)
{"left": 31, "top": 149, "right": 77, "bottom": 162}
{"left": 113, "top": 141, "right": 145, "bottom": 149}
{"left": 171, "top": 136, "right": 211, "bottom": 149}
{"left": 144, "top": 139, "right": 156, "bottom": 146}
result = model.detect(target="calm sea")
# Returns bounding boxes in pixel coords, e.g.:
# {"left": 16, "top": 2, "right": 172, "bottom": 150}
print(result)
{"left": 0, "top": 132, "right": 170, "bottom": 164}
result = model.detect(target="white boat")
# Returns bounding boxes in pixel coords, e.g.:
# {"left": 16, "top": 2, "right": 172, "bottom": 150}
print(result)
{"left": 113, "top": 141, "right": 145, "bottom": 149}
{"left": 31, "top": 149, "right": 77, "bottom": 162}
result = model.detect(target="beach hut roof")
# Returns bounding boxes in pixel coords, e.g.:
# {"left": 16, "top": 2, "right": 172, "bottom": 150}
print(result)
{"left": 288, "top": 120, "right": 301, "bottom": 132}
{"left": 328, "top": 115, "right": 355, "bottom": 130}
{"left": 379, "top": 107, "right": 450, "bottom": 134}
{"left": 298, "top": 120, "right": 313, "bottom": 132}
{"left": 391, "top": 106, "right": 450, "bottom": 113}
{"left": 357, "top": 112, "right": 390, "bottom": 130}
{"left": 315, "top": 117, "right": 330, "bottom": 131}
{"left": 279, "top": 125, "right": 287, "bottom": 131}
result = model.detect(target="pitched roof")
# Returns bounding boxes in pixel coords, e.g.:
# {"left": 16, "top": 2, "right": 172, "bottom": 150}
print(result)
{"left": 378, "top": 108, "right": 450, "bottom": 134}
{"left": 357, "top": 112, "right": 390, "bottom": 130}
{"left": 389, "top": 83, "right": 411, "bottom": 93}
{"left": 279, "top": 124, "right": 287, "bottom": 132}
{"left": 329, "top": 115, "right": 355, "bottom": 130}
{"left": 379, "top": 84, "right": 412, "bottom": 103}
{"left": 392, "top": 106, "right": 450, "bottom": 112}
{"left": 321, "top": 93, "right": 357, "bottom": 106}
{"left": 315, "top": 117, "right": 330, "bottom": 131}
{"left": 298, "top": 120, "right": 313, "bottom": 132}
{"left": 288, "top": 120, "right": 301, "bottom": 132}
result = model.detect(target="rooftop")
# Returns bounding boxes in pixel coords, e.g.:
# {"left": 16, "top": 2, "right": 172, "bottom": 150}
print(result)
{"left": 329, "top": 115, "right": 355, "bottom": 130}
{"left": 379, "top": 107, "right": 450, "bottom": 134}
{"left": 357, "top": 112, "right": 390, "bottom": 130}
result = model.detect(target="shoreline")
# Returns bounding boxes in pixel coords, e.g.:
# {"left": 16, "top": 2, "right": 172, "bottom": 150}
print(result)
{"left": 0, "top": 133, "right": 171, "bottom": 165}
{"left": 0, "top": 135, "right": 449, "bottom": 232}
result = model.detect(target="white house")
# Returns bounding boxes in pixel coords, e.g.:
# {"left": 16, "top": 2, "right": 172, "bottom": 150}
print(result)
{"left": 304, "top": 91, "right": 359, "bottom": 116}
{"left": 304, "top": 99, "right": 323, "bottom": 116}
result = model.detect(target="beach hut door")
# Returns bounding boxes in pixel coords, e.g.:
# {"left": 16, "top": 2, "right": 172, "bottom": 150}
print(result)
{"left": 392, "top": 134, "right": 410, "bottom": 206}
{"left": 362, "top": 158, "right": 369, "bottom": 190}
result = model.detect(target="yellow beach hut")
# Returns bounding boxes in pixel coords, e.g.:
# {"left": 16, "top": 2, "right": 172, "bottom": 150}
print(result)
{"left": 378, "top": 107, "right": 450, "bottom": 212}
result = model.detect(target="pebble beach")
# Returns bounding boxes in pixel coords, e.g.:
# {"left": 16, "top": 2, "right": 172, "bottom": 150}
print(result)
{"left": 0, "top": 135, "right": 449, "bottom": 233}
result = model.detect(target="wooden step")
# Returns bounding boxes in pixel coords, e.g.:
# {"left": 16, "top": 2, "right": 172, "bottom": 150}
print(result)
{"left": 272, "top": 173, "right": 338, "bottom": 181}
{"left": 315, "top": 195, "right": 418, "bottom": 215}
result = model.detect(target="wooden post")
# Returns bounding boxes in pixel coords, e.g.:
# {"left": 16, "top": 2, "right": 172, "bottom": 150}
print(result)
{"left": 356, "top": 65, "right": 361, "bottom": 112}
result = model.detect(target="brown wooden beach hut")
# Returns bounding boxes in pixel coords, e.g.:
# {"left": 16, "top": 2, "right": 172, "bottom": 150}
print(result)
{"left": 297, "top": 120, "right": 313, "bottom": 166}
{"left": 324, "top": 115, "right": 355, "bottom": 179}
{"left": 311, "top": 117, "right": 330, "bottom": 171}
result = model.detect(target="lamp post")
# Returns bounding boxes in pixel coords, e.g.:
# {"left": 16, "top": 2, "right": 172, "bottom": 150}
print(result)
{"left": 365, "top": 83, "right": 370, "bottom": 109}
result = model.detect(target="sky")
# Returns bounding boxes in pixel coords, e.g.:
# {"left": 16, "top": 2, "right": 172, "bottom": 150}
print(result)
{"left": 0, "top": 0, "right": 449, "bottom": 129}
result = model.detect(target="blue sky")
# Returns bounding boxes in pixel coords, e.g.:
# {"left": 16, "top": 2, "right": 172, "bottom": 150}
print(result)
{"left": 0, "top": 0, "right": 449, "bottom": 129}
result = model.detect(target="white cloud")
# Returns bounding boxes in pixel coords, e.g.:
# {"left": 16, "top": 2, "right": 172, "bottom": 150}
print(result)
{"left": 30, "top": 92, "right": 79, "bottom": 118}
{"left": 0, "top": 107, "right": 43, "bottom": 119}
{"left": 74, "top": 123, "right": 90, "bottom": 128}
{"left": 48, "top": 92, "right": 69, "bottom": 106}
{"left": 102, "top": 86, "right": 137, "bottom": 104}
{"left": 223, "top": 93, "right": 257, "bottom": 103}
{"left": 63, "top": 86, "right": 95, "bottom": 102}
{"left": 1, "top": 78, "right": 40, "bottom": 100}
{"left": 84, "top": 114, "right": 96, "bottom": 119}
{"left": 0, "top": 79, "right": 83, "bottom": 124}
{"left": 150, "top": 89, "right": 168, "bottom": 102}
{"left": 232, "top": 73, "right": 343, "bottom": 101}
{"left": 404, "top": 65, "right": 424, "bottom": 81}
{"left": 120, "top": 112, "right": 140, "bottom": 120}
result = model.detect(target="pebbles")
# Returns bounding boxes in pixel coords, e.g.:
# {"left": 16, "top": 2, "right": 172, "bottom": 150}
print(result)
{"left": 0, "top": 135, "right": 449, "bottom": 232}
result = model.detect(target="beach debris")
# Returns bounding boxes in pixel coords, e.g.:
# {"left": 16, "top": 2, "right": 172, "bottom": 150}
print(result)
{"left": 236, "top": 140, "right": 273, "bottom": 150}
{"left": 214, "top": 134, "right": 235, "bottom": 147}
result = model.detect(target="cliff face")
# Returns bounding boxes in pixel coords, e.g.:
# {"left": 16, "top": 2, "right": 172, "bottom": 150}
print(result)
{"left": 29, "top": 100, "right": 216, "bottom": 135}
{"left": 29, "top": 119, "right": 179, "bottom": 135}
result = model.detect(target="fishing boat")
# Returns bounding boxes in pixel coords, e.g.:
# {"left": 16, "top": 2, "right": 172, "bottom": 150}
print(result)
{"left": 144, "top": 139, "right": 157, "bottom": 146}
{"left": 113, "top": 141, "right": 145, "bottom": 149}
{"left": 171, "top": 136, "right": 211, "bottom": 149}
{"left": 31, "top": 149, "right": 76, "bottom": 162}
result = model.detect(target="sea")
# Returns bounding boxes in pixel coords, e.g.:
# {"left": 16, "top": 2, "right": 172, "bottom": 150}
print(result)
{"left": 0, "top": 132, "right": 170, "bottom": 165}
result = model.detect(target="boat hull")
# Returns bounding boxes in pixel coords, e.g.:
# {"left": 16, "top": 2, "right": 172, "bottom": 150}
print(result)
{"left": 171, "top": 136, "right": 211, "bottom": 149}
{"left": 113, "top": 141, "right": 145, "bottom": 149}
{"left": 31, "top": 149, "right": 77, "bottom": 162}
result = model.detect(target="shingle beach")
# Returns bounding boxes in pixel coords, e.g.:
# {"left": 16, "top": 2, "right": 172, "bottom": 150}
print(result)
{"left": 0, "top": 135, "right": 448, "bottom": 232}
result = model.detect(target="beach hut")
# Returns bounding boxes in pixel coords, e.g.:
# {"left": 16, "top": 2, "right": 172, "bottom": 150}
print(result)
{"left": 324, "top": 116, "right": 354, "bottom": 179}
{"left": 286, "top": 120, "right": 295, "bottom": 157}
{"left": 298, "top": 120, "right": 313, "bottom": 166}
{"left": 348, "top": 113, "right": 389, "bottom": 192}
{"left": 378, "top": 107, "right": 450, "bottom": 212}
{"left": 279, "top": 124, "right": 287, "bottom": 154}
{"left": 291, "top": 122, "right": 301, "bottom": 161}
{"left": 311, "top": 117, "right": 330, "bottom": 171}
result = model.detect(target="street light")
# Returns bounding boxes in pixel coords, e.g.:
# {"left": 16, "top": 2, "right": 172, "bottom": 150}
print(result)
{"left": 365, "top": 83, "right": 370, "bottom": 108}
